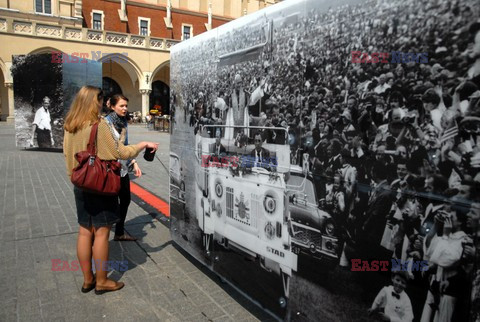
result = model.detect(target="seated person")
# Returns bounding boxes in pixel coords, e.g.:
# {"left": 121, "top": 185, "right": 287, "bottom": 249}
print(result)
{"left": 203, "top": 131, "right": 228, "bottom": 168}
{"left": 211, "top": 131, "right": 226, "bottom": 157}
{"left": 244, "top": 133, "right": 276, "bottom": 170}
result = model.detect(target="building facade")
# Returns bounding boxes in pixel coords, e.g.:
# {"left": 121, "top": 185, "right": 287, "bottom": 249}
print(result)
{"left": 0, "top": 0, "right": 280, "bottom": 121}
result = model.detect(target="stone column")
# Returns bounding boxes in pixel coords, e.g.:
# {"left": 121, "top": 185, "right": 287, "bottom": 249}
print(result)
{"left": 6, "top": 83, "right": 14, "bottom": 123}
{"left": 140, "top": 89, "right": 151, "bottom": 118}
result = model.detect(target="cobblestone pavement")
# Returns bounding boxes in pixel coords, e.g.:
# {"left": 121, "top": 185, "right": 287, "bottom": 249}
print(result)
{"left": 0, "top": 122, "right": 274, "bottom": 322}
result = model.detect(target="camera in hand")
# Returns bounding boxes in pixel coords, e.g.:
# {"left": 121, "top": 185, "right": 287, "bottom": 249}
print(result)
{"left": 435, "top": 210, "right": 450, "bottom": 223}
{"left": 402, "top": 115, "right": 416, "bottom": 124}
{"left": 144, "top": 147, "right": 155, "bottom": 162}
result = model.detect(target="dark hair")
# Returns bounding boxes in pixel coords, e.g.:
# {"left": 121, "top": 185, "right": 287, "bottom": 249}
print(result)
{"left": 469, "top": 21, "right": 480, "bottom": 38}
{"left": 421, "top": 89, "right": 440, "bottom": 105}
{"left": 392, "top": 270, "right": 410, "bottom": 282}
{"left": 450, "top": 198, "right": 470, "bottom": 219}
{"left": 389, "top": 91, "right": 405, "bottom": 105}
{"left": 371, "top": 160, "right": 388, "bottom": 180}
{"left": 442, "top": 94, "right": 453, "bottom": 108}
{"left": 254, "top": 132, "right": 264, "bottom": 141}
{"left": 459, "top": 81, "right": 479, "bottom": 102}
{"left": 110, "top": 94, "right": 129, "bottom": 108}
{"left": 363, "top": 96, "right": 376, "bottom": 107}
{"left": 397, "top": 158, "right": 407, "bottom": 166}
{"left": 429, "top": 174, "right": 449, "bottom": 194}
{"left": 329, "top": 138, "right": 342, "bottom": 155}
{"left": 347, "top": 95, "right": 357, "bottom": 104}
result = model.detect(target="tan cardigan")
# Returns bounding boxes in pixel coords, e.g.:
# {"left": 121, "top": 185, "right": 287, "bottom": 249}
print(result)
{"left": 63, "top": 118, "right": 141, "bottom": 177}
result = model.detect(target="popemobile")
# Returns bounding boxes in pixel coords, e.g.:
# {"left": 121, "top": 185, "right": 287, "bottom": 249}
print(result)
{"left": 194, "top": 124, "right": 297, "bottom": 297}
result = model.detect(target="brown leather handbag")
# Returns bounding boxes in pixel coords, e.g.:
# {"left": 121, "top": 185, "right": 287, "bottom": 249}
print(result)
{"left": 71, "top": 123, "right": 121, "bottom": 196}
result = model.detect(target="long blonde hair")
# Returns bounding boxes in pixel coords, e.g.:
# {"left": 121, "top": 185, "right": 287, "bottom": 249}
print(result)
{"left": 64, "top": 86, "right": 103, "bottom": 133}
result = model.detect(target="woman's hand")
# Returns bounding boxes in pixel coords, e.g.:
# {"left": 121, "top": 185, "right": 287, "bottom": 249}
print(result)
{"left": 133, "top": 163, "right": 142, "bottom": 178}
{"left": 145, "top": 142, "right": 159, "bottom": 152}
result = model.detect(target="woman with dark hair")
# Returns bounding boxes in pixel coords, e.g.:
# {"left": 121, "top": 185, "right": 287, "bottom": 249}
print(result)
{"left": 64, "top": 86, "right": 158, "bottom": 294}
{"left": 105, "top": 94, "right": 141, "bottom": 241}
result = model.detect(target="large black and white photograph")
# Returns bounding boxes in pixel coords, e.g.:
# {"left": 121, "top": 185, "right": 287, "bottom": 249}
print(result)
{"left": 170, "top": 0, "right": 480, "bottom": 320}
{"left": 62, "top": 55, "right": 102, "bottom": 114}
{"left": 12, "top": 53, "right": 64, "bottom": 149}
{"left": 12, "top": 53, "right": 102, "bottom": 149}
{"left": 170, "top": 27, "right": 219, "bottom": 270}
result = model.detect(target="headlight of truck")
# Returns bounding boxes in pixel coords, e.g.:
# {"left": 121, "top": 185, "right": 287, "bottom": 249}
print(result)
{"left": 325, "top": 221, "right": 335, "bottom": 236}
{"left": 264, "top": 195, "right": 276, "bottom": 214}
{"left": 264, "top": 222, "right": 275, "bottom": 239}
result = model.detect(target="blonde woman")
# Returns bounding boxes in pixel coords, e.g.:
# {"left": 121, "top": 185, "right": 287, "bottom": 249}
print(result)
{"left": 63, "top": 86, "right": 158, "bottom": 294}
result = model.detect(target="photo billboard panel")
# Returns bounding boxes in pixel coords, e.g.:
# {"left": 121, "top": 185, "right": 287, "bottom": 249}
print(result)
{"left": 12, "top": 53, "right": 101, "bottom": 149}
{"left": 12, "top": 53, "right": 63, "bottom": 149}
{"left": 170, "top": 0, "right": 480, "bottom": 320}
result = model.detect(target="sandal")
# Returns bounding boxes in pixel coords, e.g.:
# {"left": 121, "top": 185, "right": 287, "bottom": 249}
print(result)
{"left": 95, "top": 281, "right": 125, "bottom": 295}
{"left": 114, "top": 233, "right": 137, "bottom": 241}
{"left": 81, "top": 274, "right": 96, "bottom": 293}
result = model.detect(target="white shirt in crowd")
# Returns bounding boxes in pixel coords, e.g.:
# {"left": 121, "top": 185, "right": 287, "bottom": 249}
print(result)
{"left": 374, "top": 83, "right": 391, "bottom": 94}
{"left": 33, "top": 108, "right": 52, "bottom": 131}
{"left": 371, "top": 285, "right": 414, "bottom": 322}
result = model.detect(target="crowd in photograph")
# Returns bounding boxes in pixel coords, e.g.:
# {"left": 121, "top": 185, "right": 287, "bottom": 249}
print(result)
{"left": 298, "top": 1, "right": 480, "bottom": 321}
{"left": 171, "top": 0, "right": 480, "bottom": 320}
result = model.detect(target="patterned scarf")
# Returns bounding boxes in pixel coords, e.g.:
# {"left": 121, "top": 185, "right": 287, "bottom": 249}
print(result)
{"left": 107, "top": 112, "right": 128, "bottom": 144}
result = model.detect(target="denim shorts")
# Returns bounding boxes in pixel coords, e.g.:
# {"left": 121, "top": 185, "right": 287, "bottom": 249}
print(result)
{"left": 73, "top": 186, "right": 119, "bottom": 228}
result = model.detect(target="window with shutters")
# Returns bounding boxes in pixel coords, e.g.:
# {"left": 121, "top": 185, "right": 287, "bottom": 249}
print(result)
{"left": 35, "top": 0, "right": 52, "bottom": 14}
